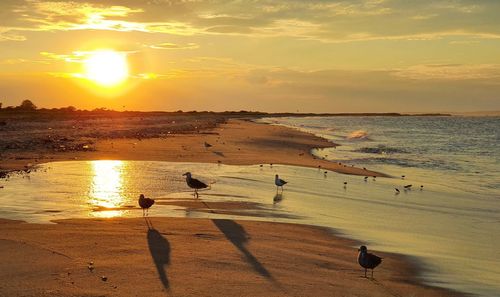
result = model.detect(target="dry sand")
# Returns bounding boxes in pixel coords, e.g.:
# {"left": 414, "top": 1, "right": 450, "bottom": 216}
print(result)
{"left": 0, "top": 217, "right": 460, "bottom": 297}
{"left": 1, "top": 118, "right": 386, "bottom": 177}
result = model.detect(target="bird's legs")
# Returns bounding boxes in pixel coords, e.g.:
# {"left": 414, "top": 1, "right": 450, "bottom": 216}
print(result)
{"left": 364, "top": 268, "right": 367, "bottom": 278}
{"left": 195, "top": 189, "right": 199, "bottom": 198}
{"left": 371, "top": 269, "right": 374, "bottom": 279}
{"left": 142, "top": 208, "right": 145, "bottom": 217}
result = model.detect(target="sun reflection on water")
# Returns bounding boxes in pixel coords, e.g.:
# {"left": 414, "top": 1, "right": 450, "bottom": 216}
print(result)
{"left": 89, "top": 160, "right": 128, "bottom": 218}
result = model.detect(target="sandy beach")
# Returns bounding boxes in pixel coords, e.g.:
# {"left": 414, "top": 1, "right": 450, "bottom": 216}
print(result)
{"left": 0, "top": 217, "right": 460, "bottom": 297}
{"left": 0, "top": 113, "right": 386, "bottom": 177}
{"left": 0, "top": 113, "right": 463, "bottom": 296}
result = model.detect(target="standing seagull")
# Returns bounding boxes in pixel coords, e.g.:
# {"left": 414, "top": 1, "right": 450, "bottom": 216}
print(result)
{"left": 275, "top": 174, "right": 287, "bottom": 192}
{"left": 183, "top": 172, "right": 208, "bottom": 198}
{"left": 138, "top": 194, "right": 155, "bottom": 217}
{"left": 358, "top": 245, "right": 383, "bottom": 278}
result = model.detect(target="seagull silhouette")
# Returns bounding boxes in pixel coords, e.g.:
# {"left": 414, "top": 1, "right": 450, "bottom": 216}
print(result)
{"left": 358, "top": 245, "right": 383, "bottom": 278}
{"left": 183, "top": 172, "right": 208, "bottom": 198}
{"left": 138, "top": 194, "right": 155, "bottom": 216}
{"left": 275, "top": 174, "right": 287, "bottom": 192}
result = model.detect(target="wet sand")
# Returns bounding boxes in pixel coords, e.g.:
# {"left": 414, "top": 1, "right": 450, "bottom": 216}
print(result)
{"left": 1, "top": 118, "right": 386, "bottom": 177}
{"left": 0, "top": 217, "right": 461, "bottom": 297}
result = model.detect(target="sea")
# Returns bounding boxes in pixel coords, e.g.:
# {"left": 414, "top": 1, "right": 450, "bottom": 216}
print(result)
{"left": 0, "top": 116, "right": 499, "bottom": 296}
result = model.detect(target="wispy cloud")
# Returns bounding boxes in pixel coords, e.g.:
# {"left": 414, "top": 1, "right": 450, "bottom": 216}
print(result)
{"left": 148, "top": 42, "right": 199, "bottom": 50}
{"left": 1, "top": 0, "right": 499, "bottom": 43}
{"left": 394, "top": 64, "right": 500, "bottom": 81}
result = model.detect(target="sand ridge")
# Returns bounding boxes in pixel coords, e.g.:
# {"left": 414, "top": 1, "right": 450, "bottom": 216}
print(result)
{"left": 1, "top": 118, "right": 387, "bottom": 178}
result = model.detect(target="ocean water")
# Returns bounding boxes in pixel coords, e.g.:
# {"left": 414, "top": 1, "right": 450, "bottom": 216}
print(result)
{"left": 0, "top": 116, "right": 499, "bottom": 296}
{"left": 259, "top": 116, "right": 500, "bottom": 197}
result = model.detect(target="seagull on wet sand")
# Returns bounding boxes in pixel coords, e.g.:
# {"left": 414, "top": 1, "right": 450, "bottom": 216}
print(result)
{"left": 275, "top": 174, "right": 287, "bottom": 192}
{"left": 138, "top": 194, "right": 155, "bottom": 216}
{"left": 183, "top": 172, "right": 208, "bottom": 198}
{"left": 358, "top": 245, "right": 383, "bottom": 278}
{"left": 395, "top": 188, "right": 400, "bottom": 194}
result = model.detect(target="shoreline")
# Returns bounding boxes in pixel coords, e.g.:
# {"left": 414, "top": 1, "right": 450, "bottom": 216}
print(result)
{"left": 1, "top": 118, "right": 389, "bottom": 178}
{"left": 0, "top": 217, "right": 464, "bottom": 297}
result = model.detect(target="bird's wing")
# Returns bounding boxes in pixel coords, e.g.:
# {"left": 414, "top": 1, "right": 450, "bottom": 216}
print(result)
{"left": 191, "top": 178, "right": 208, "bottom": 188}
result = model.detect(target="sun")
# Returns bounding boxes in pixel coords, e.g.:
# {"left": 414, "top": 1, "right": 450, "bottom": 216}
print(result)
{"left": 83, "top": 50, "right": 128, "bottom": 87}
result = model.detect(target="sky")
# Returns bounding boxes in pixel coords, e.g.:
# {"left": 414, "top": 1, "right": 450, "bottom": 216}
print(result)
{"left": 1, "top": 0, "right": 500, "bottom": 112}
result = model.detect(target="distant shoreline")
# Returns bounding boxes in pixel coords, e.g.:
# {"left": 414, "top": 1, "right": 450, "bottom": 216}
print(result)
{"left": 0, "top": 108, "right": 454, "bottom": 119}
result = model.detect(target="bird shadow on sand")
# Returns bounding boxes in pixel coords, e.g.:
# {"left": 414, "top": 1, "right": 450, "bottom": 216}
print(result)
{"left": 273, "top": 193, "right": 283, "bottom": 204}
{"left": 146, "top": 218, "right": 171, "bottom": 292}
{"left": 211, "top": 219, "right": 275, "bottom": 282}
{"left": 212, "top": 151, "right": 225, "bottom": 157}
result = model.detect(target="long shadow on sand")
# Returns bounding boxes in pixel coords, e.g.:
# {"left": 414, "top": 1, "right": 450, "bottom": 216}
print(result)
{"left": 212, "top": 219, "right": 273, "bottom": 280}
{"left": 146, "top": 219, "right": 171, "bottom": 291}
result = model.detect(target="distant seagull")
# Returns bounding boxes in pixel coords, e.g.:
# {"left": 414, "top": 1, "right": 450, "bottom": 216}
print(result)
{"left": 324, "top": 171, "right": 328, "bottom": 177}
{"left": 138, "top": 194, "right": 155, "bottom": 216}
{"left": 275, "top": 174, "right": 287, "bottom": 192}
{"left": 358, "top": 245, "right": 383, "bottom": 278}
{"left": 420, "top": 185, "right": 424, "bottom": 190}
{"left": 343, "top": 181, "right": 347, "bottom": 189}
{"left": 204, "top": 142, "right": 212, "bottom": 149}
{"left": 363, "top": 167, "right": 366, "bottom": 170}
{"left": 401, "top": 175, "right": 405, "bottom": 179}
{"left": 364, "top": 176, "right": 368, "bottom": 181}
{"left": 183, "top": 172, "right": 208, "bottom": 198}
{"left": 372, "top": 176, "right": 376, "bottom": 181}
{"left": 270, "top": 163, "right": 273, "bottom": 168}
{"left": 404, "top": 184, "right": 412, "bottom": 190}
{"left": 395, "top": 188, "right": 400, "bottom": 194}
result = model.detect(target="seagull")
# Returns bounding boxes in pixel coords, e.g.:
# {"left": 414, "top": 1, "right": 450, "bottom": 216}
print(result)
{"left": 183, "top": 172, "right": 208, "bottom": 198}
{"left": 404, "top": 184, "right": 412, "bottom": 190}
{"left": 138, "top": 194, "right": 155, "bottom": 217}
{"left": 395, "top": 188, "right": 400, "bottom": 194}
{"left": 204, "top": 142, "right": 212, "bottom": 148}
{"left": 275, "top": 174, "right": 287, "bottom": 192}
{"left": 358, "top": 245, "right": 383, "bottom": 278}
{"left": 364, "top": 176, "right": 368, "bottom": 181}
{"left": 401, "top": 175, "right": 405, "bottom": 179}
{"left": 420, "top": 185, "right": 424, "bottom": 190}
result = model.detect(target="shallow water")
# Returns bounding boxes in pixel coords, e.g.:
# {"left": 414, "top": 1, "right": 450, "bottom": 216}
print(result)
{"left": 0, "top": 160, "right": 499, "bottom": 296}
{"left": 259, "top": 116, "right": 500, "bottom": 198}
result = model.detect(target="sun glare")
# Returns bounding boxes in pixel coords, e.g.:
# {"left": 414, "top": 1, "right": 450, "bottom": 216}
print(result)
{"left": 84, "top": 50, "right": 128, "bottom": 86}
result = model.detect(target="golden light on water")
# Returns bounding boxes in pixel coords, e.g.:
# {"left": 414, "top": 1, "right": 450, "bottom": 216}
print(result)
{"left": 89, "top": 160, "right": 127, "bottom": 218}
{"left": 83, "top": 50, "right": 128, "bottom": 87}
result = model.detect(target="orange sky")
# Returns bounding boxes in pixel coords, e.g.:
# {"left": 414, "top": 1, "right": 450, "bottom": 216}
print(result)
{"left": 1, "top": 0, "right": 500, "bottom": 112}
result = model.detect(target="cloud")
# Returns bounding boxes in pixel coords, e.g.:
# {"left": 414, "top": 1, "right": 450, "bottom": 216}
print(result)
{"left": 394, "top": 64, "right": 500, "bottom": 81}
{"left": 1, "top": 0, "right": 499, "bottom": 44}
{"left": 0, "top": 27, "right": 26, "bottom": 41}
{"left": 148, "top": 42, "right": 199, "bottom": 50}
